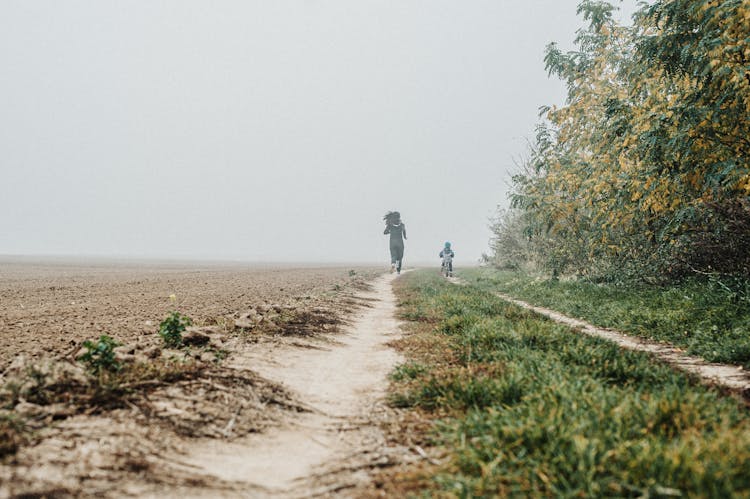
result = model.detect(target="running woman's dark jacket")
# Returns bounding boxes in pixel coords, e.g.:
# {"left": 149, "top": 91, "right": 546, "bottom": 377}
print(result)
{"left": 384, "top": 223, "right": 406, "bottom": 271}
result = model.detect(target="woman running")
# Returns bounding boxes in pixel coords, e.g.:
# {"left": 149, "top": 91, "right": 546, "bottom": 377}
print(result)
{"left": 383, "top": 211, "right": 407, "bottom": 274}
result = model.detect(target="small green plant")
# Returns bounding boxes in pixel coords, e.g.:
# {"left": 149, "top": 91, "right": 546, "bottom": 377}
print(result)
{"left": 211, "top": 348, "right": 229, "bottom": 363}
{"left": 78, "top": 335, "right": 121, "bottom": 375}
{"left": 159, "top": 311, "right": 193, "bottom": 348}
{"left": 348, "top": 269, "right": 357, "bottom": 277}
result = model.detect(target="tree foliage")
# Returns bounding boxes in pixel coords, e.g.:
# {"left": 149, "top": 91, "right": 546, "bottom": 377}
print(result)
{"left": 502, "top": 0, "right": 750, "bottom": 281}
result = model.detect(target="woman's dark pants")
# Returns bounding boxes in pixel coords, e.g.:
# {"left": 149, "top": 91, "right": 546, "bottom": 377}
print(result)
{"left": 390, "top": 241, "right": 404, "bottom": 272}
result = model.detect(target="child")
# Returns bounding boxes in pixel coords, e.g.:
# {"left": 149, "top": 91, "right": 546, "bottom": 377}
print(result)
{"left": 440, "top": 242, "right": 454, "bottom": 277}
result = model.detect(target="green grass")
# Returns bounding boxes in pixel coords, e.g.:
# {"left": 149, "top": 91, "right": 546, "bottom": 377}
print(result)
{"left": 389, "top": 270, "right": 750, "bottom": 497}
{"left": 460, "top": 268, "right": 750, "bottom": 368}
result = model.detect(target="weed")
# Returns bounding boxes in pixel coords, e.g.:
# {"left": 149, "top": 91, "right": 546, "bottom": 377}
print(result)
{"left": 211, "top": 348, "right": 229, "bottom": 363}
{"left": 78, "top": 335, "right": 121, "bottom": 375}
{"left": 159, "top": 311, "right": 193, "bottom": 348}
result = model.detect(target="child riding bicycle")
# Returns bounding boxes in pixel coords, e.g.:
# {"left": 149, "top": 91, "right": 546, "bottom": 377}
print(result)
{"left": 440, "top": 242, "right": 454, "bottom": 277}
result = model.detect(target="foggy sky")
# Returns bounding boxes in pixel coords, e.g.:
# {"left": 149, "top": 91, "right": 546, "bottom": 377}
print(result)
{"left": 0, "top": 1, "right": 639, "bottom": 265}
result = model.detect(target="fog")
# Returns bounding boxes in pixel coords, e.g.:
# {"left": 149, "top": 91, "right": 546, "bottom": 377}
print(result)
{"left": 0, "top": 1, "right": 639, "bottom": 266}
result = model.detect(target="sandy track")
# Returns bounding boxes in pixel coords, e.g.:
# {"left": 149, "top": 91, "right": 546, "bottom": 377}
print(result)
{"left": 450, "top": 275, "right": 750, "bottom": 393}
{"left": 492, "top": 291, "right": 750, "bottom": 394}
{"left": 171, "top": 273, "right": 403, "bottom": 497}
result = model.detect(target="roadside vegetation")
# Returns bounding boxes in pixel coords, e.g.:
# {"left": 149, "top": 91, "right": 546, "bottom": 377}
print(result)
{"left": 462, "top": 268, "right": 750, "bottom": 368}
{"left": 383, "top": 271, "right": 750, "bottom": 497}
{"left": 489, "top": 0, "right": 749, "bottom": 284}
{"left": 478, "top": 0, "right": 750, "bottom": 392}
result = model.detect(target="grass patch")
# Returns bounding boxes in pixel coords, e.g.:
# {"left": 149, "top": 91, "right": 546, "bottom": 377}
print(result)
{"left": 390, "top": 361, "right": 428, "bottom": 382}
{"left": 462, "top": 268, "right": 750, "bottom": 368}
{"left": 384, "top": 270, "right": 750, "bottom": 497}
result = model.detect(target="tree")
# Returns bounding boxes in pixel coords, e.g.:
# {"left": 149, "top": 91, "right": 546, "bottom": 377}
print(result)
{"left": 500, "top": 0, "right": 750, "bottom": 280}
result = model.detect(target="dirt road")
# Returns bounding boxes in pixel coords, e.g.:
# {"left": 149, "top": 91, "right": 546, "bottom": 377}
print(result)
{"left": 492, "top": 290, "right": 750, "bottom": 394}
{"left": 166, "top": 273, "right": 403, "bottom": 497}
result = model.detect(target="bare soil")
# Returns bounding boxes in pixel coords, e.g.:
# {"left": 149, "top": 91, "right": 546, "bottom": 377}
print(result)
{"left": 0, "top": 259, "right": 401, "bottom": 498}
{"left": 0, "top": 259, "right": 374, "bottom": 371}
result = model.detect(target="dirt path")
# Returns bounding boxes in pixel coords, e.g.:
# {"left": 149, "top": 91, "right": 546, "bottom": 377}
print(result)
{"left": 173, "top": 273, "right": 403, "bottom": 497}
{"left": 491, "top": 290, "right": 750, "bottom": 394}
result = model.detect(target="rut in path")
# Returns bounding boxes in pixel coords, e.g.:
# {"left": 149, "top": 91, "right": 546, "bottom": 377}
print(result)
{"left": 172, "top": 273, "right": 405, "bottom": 497}
{"left": 490, "top": 289, "right": 750, "bottom": 395}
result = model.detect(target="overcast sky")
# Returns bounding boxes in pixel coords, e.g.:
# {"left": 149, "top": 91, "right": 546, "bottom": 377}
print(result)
{"left": 0, "top": 1, "right": 639, "bottom": 265}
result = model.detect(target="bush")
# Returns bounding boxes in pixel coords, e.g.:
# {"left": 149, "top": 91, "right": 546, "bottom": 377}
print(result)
{"left": 487, "top": 208, "right": 535, "bottom": 270}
